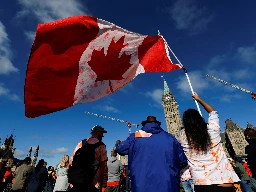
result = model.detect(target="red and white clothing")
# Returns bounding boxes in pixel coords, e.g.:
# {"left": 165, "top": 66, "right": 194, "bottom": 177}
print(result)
{"left": 179, "top": 111, "right": 240, "bottom": 185}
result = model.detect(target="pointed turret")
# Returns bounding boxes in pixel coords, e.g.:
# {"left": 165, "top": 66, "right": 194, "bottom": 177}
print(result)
{"left": 162, "top": 78, "right": 182, "bottom": 138}
{"left": 247, "top": 122, "right": 256, "bottom": 130}
{"left": 163, "top": 79, "right": 171, "bottom": 96}
{"left": 0, "top": 133, "right": 15, "bottom": 160}
{"left": 8, "top": 134, "right": 14, "bottom": 149}
{"left": 31, "top": 145, "right": 39, "bottom": 167}
{"left": 27, "top": 147, "right": 33, "bottom": 158}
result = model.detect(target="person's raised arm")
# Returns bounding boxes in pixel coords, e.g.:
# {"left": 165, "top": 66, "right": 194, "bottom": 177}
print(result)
{"left": 115, "top": 134, "right": 135, "bottom": 156}
{"left": 192, "top": 93, "right": 214, "bottom": 113}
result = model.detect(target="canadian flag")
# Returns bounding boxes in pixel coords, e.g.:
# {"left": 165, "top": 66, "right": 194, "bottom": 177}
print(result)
{"left": 25, "top": 15, "right": 181, "bottom": 118}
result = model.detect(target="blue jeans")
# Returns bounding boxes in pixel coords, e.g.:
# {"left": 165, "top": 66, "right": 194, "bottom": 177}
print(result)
{"left": 182, "top": 180, "right": 194, "bottom": 192}
{"left": 250, "top": 177, "right": 256, "bottom": 190}
{"left": 44, "top": 182, "right": 54, "bottom": 192}
{"left": 240, "top": 178, "right": 253, "bottom": 192}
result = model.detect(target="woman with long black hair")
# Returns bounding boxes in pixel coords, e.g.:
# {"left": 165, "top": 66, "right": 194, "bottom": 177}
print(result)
{"left": 27, "top": 159, "right": 48, "bottom": 192}
{"left": 179, "top": 93, "right": 240, "bottom": 192}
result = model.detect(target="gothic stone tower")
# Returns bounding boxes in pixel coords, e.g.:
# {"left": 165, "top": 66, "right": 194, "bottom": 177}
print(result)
{"left": 0, "top": 134, "right": 15, "bottom": 166}
{"left": 225, "top": 119, "right": 248, "bottom": 157}
{"left": 162, "top": 79, "right": 182, "bottom": 138}
{"left": 31, "top": 146, "right": 39, "bottom": 167}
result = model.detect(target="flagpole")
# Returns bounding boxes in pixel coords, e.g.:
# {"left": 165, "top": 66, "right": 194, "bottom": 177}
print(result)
{"left": 158, "top": 31, "right": 202, "bottom": 116}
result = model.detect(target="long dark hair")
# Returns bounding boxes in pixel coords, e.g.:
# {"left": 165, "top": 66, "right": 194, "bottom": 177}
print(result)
{"left": 35, "top": 159, "right": 45, "bottom": 173}
{"left": 183, "top": 109, "right": 212, "bottom": 152}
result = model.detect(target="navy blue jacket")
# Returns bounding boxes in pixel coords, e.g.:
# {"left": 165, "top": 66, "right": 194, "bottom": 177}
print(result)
{"left": 116, "top": 122, "right": 187, "bottom": 192}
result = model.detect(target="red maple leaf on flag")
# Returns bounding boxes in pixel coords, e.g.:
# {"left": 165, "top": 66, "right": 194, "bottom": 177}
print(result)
{"left": 88, "top": 36, "right": 131, "bottom": 82}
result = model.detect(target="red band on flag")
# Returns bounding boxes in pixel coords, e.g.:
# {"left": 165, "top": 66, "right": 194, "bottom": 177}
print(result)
{"left": 25, "top": 16, "right": 98, "bottom": 118}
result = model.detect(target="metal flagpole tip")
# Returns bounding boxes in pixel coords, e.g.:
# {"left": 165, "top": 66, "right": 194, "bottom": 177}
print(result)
{"left": 161, "top": 75, "right": 165, "bottom": 80}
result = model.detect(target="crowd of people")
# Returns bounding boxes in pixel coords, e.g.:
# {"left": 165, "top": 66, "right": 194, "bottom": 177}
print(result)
{"left": 0, "top": 93, "right": 256, "bottom": 192}
{"left": 66, "top": 93, "right": 256, "bottom": 192}
{"left": 0, "top": 156, "right": 69, "bottom": 192}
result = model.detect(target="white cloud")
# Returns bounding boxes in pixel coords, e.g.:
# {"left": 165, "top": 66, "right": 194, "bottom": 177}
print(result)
{"left": 205, "top": 53, "right": 255, "bottom": 90}
{"left": 24, "top": 31, "right": 36, "bottom": 42}
{"left": 101, "top": 105, "right": 120, "bottom": 113}
{"left": 0, "top": 21, "right": 19, "bottom": 75}
{"left": 220, "top": 93, "right": 243, "bottom": 103}
{"left": 10, "top": 94, "right": 20, "bottom": 101}
{"left": 26, "top": 146, "right": 68, "bottom": 156}
{"left": 41, "top": 154, "right": 54, "bottom": 158}
{"left": 236, "top": 83, "right": 254, "bottom": 92}
{"left": 233, "top": 68, "right": 255, "bottom": 80}
{"left": 237, "top": 45, "right": 256, "bottom": 64}
{"left": 207, "top": 54, "right": 227, "bottom": 68}
{"left": 176, "top": 71, "right": 209, "bottom": 94}
{"left": 0, "top": 83, "right": 20, "bottom": 101}
{"left": 0, "top": 84, "right": 9, "bottom": 96}
{"left": 41, "top": 147, "right": 68, "bottom": 154}
{"left": 14, "top": 149, "right": 26, "bottom": 157}
{"left": 146, "top": 89, "right": 163, "bottom": 105}
{"left": 52, "top": 147, "right": 68, "bottom": 154}
{"left": 205, "top": 68, "right": 254, "bottom": 93}
{"left": 169, "top": 0, "right": 214, "bottom": 35}
{"left": 205, "top": 54, "right": 232, "bottom": 84}
{"left": 17, "top": 0, "right": 88, "bottom": 23}
{"left": 31, "top": 135, "right": 40, "bottom": 139}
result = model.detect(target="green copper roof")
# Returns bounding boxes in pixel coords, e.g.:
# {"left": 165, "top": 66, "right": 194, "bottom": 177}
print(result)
{"left": 163, "top": 79, "right": 170, "bottom": 95}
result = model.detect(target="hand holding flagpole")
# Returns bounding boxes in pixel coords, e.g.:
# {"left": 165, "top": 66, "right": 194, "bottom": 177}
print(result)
{"left": 158, "top": 31, "right": 202, "bottom": 116}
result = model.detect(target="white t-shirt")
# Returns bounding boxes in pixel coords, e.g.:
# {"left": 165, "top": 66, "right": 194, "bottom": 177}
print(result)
{"left": 179, "top": 111, "right": 240, "bottom": 185}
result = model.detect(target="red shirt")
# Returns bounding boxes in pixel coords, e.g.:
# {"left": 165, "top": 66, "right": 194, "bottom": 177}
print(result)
{"left": 2, "top": 170, "right": 12, "bottom": 182}
{"left": 243, "top": 162, "right": 252, "bottom": 177}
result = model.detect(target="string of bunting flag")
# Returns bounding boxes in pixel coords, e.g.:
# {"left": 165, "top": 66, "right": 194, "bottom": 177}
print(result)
{"left": 206, "top": 74, "right": 256, "bottom": 100}
{"left": 84, "top": 111, "right": 139, "bottom": 134}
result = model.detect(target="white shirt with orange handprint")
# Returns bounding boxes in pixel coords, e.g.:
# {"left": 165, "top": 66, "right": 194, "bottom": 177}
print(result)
{"left": 179, "top": 111, "right": 240, "bottom": 185}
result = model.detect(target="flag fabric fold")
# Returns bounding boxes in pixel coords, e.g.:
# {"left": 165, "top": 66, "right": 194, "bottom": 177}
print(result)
{"left": 25, "top": 15, "right": 181, "bottom": 118}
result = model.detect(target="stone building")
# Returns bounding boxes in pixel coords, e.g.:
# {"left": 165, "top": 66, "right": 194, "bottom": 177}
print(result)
{"left": 223, "top": 119, "right": 248, "bottom": 157}
{"left": 222, "top": 121, "right": 256, "bottom": 158}
{"left": 0, "top": 134, "right": 15, "bottom": 166}
{"left": 0, "top": 134, "right": 37, "bottom": 166}
{"left": 162, "top": 79, "right": 182, "bottom": 138}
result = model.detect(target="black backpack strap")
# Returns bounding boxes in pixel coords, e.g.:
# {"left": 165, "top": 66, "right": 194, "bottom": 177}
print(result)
{"left": 82, "top": 139, "right": 87, "bottom": 146}
{"left": 95, "top": 141, "right": 105, "bottom": 148}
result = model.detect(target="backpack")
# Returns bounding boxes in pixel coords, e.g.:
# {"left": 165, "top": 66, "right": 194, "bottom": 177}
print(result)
{"left": 47, "top": 171, "right": 55, "bottom": 183}
{"left": 68, "top": 139, "right": 104, "bottom": 184}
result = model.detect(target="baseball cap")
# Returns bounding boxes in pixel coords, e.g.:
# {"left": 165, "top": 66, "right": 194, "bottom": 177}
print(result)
{"left": 91, "top": 125, "right": 107, "bottom": 133}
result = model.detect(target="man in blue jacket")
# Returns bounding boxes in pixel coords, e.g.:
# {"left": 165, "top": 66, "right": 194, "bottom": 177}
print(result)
{"left": 116, "top": 116, "right": 187, "bottom": 192}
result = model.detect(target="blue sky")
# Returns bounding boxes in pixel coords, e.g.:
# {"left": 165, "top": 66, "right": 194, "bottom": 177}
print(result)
{"left": 0, "top": 0, "right": 255, "bottom": 167}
